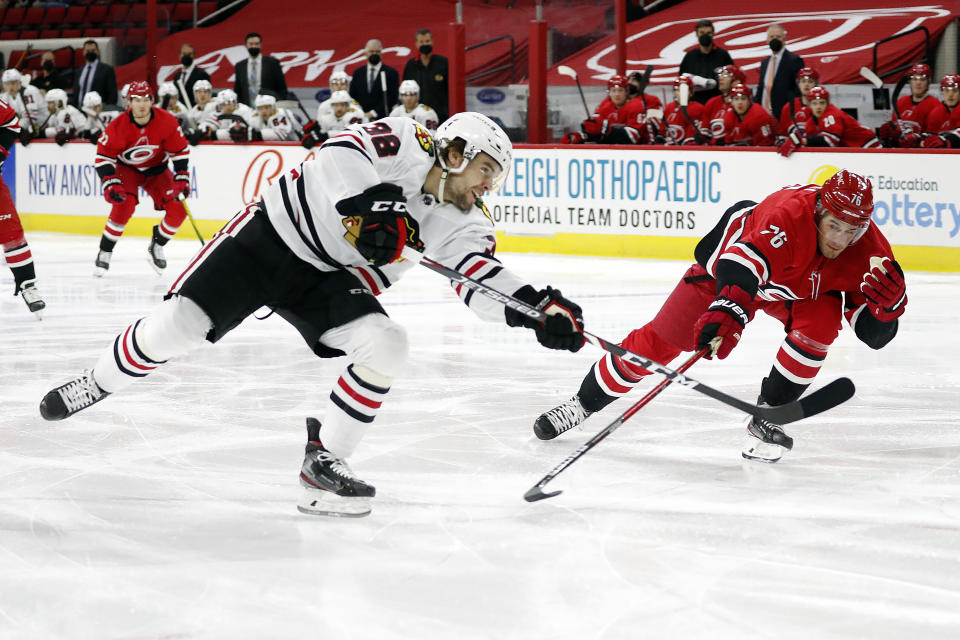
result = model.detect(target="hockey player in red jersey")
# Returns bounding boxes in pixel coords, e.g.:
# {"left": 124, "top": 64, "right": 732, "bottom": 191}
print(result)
{"left": 40, "top": 113, "right": 586, "bottom": 518}
{"left": 702, "top": 64, "right": 744, "bottom": 142}
{"left": 93, "top": 80, "right": 191, "bottom": 276}
{"left": 536, "top": 170, "right": 906, "bottom": 464}
{"left": 564, "top": 75, "right": 663, "bottom": 144}
{"left": 922, "top": 73, "right": 960, "bottom": 148}
{"left": 876, "top": 63, "right": 949, "bottom": 147}
{"left": 718, "top": 84, "right": 777, "bottom": 146}
{"left": 778, "top": 66, "right": 818, "bottom": 136}
{"left": 663, "top": 75, "right": 706, "bottom": 145}
{"left": 779, "top": 86, "right": 879, "bottom": 156}
{"left": 0, "top": 99, "right": 45, "bottom": 316}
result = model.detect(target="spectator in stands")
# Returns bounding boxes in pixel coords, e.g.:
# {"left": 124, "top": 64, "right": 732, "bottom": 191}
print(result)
{"left": 754, "top": 24, "right": 804, "bottom": 121}
{"left": 717, "top": 84, "right": 776, "bottom": 146}
{"left": 678, "top": 19, "right": 733, "bottom": 105}
{"left": 33, "top": 51, "right": 69, "bottom": 94}
{"left": 71, "top": 40, "right": 118, "bottom": 108}
{"left": 349, "top": 38, "right": 399, "bottom": 120}
{"left": 233, "top": 32, "right": 287, "bottom": 107}
{"left": 172, "top": 43, "right": 211, "bottom": 110}
{"left": 402, "top": 28, "right": 448, "bottom": 122}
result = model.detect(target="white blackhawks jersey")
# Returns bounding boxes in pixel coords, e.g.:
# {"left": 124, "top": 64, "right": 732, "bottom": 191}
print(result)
{"left": 82, "top": 107, "right": 121, "bottom": 137}
{"left": 250, "top": 107, "right": 300, "bottom": 141}
{"left": 317, "top": 105, "right": 367, "bottom": 134}
{"left": 316, "top": 96, "right": 364, "bottom": 119}
{"left": 261, "top": 117, "right": 525, "bottom": 322}
{"left": 200, "top": 103, "right": 255, "bottom": 140}
{"left": 2, "top": 85, "right": 43, "bottom": 130}
{"left": 42, "top": 104, "right": 87, "bottom": 137}
{"left": 187, "top": 102, "right": 216, "bottom": 130}
{"left": 389, "top": 103, "right": 439, "bottom": 133}
{"left": 161, "top": 103, "right": 194, "bottom": 131}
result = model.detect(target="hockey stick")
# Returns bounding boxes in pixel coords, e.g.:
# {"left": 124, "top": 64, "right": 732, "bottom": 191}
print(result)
{"left": 401, "top": 246, "right": 855, "bottom": 424}
{"left": 380, "top": 71, "right": 389, "bottom": 120}
{"left": 524, "top": 349, "right": 707, "bottom": 503}
{"left": 557, "top": 65, "right": 591, "bottom": 119}
{"left": 179, "top": 196, "right": 205, "bottom": 245}
{"left": 891, "top": 74, "right": 908, "bottom": 121}
{"left": 677, "top": 82, "right": 705, "bottom": 144}
{"left": 859, "top": 66, "right": 891, "bottom": 112}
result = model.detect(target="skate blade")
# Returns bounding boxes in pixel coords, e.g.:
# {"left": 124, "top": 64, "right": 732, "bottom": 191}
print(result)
{"left": 297, "top": 487, "right": 371, "bottom": 518}
{"left": 93, "top": 267, "right": 107, "bottom": 278}
{"left": 741, "top": 434, "right": 785, "bottom": 463}
{"left": 146, "top": 256, "right": 166, "bottom": 275}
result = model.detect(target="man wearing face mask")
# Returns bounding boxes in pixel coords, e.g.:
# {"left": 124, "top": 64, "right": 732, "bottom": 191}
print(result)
{"left": 350, "top": 39, "right": 400, "bottom": 120}
{"left": 71, "top": 40, "right": 118, "bottom": 108}
{"left": 171, "top": 43, "right": 211, "bottom": 110}
{"left": 678, "top": 19, "right": 733, "bottom": 104}
{"left": 233, "top": 32, "right": 288, "bottom": 107}
{"left": 402, "top": 28, "right": 449, "bottom": 122}
{"left": 33, "top": 51, "right": 70, "bottom": 94}
{"left": 754, "top": 24, "right": 804, "bottom": 120}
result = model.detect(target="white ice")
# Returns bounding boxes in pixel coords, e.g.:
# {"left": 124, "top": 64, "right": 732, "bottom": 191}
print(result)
{"left": 1, "top": 233, "right": 958, "bottom": 640}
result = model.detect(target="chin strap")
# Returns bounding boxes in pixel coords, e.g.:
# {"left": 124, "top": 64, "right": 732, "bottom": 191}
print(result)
{"left": 437, "top": 168, "right": 449, "bottom": 204}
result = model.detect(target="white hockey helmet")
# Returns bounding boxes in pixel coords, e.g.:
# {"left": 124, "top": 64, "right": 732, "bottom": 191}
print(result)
{"left": 158, "top": 82, "right": 178, "bottom": 98}
{"left": 329, "top": 90, "right": 352, "bottom": 105}
{"left": 46, "top": 88, "right": 68, "bottom": 108}
{"left": 254, "top": 93, "right": 276, "bottom": 108}
{"left": 399, "top": 79, "right": 420, "bottom": 95}
{"left": 2, "top": 68, "right": 21, "bottom": 85}
{"left": 435, "top": 112, "right": 512, "bottom": 188}
{"left": 329, "top": 70, "right": 349, "bottom": 87}
{"left": 193, "top": 79, "right": 212, "bottom": 93}
{"left": 120, "top": 83, "right": 130, "bottom": 98}
{"left": 82, "top": 90, "right": 103, "bottom": 108}
{"left": 216, "top": 88, "right": 238, "bottom": 104}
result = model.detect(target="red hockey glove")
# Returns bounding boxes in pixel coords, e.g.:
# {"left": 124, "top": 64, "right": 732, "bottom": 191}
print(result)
{"left": 101, "top": 176, "right": 126, "bottom": 204}
{"left": 506, "top": 285, "right": 585, "bottom": 352}
{"left": 921, "top": 133, "right": 946, "bottom": 148}
{"left": 174, "top": 170, "right": 190, "bottom": 198}
{"left": 694, "top": 285, "right": 754, "bottom": 359}
{"left": 861, "top": 257, "right": 907, "bottom": 322}
{"left": 300, "top": 120, "right": 327, "bottom": 149}
{"left": 900, "top": 132, "right": 922, "bottom": 148}
{"left": 561, "top": 131, "right": 584, "bottom": 144}
{"left": 778, "top": 126, "right": 802, "bottom": 157}
{"left": 581, "top": 118, "right": 602, "bottom": 137}
{"left": 877, "top": 121, "right": 900, "bottom": 142}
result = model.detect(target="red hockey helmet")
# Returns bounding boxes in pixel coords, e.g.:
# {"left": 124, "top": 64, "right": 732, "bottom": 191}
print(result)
{"left": 807, "top": 86, "right": 830, "bottom": 103}
{"left": 127, "top": 80, "right": 153, "bottom": 100}
{"left": 796, "top": 67, "right": 820, "bottom": 82}
{"left": 820, "top": 170, "right": 874, "bottom": 228}
{"left": 940, "top": 73, "right": 960, "bottom": 89}
{"left": 909, "top": 63, "right": 931, "bottom": 80}
{"left": 728, "top": 84, "right": 751, "bottom": 99}
{"left": 718, "top": 64, "right": 746, "bottom": 84}
{"left": 674, "top": 74, "right": 694, "bottom": 88}
{"left": 607, "top": 74, "right": 628, "bottom": 89}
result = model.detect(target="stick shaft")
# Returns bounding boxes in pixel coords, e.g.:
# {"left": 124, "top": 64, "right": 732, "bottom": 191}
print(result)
{"left": 179, "top": 196, "right": 205, "bottom": 245}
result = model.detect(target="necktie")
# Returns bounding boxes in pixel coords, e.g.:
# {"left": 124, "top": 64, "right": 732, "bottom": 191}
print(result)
{"left": 249, "top": 59, "right": 259, "bottom": 103}
{"left": 764, "top": 55, "right": 777, "bottom": 111}
{"left": 80, "top": 65, "right": 91, "bottom": 101}
{"left": 368, "top": 67, "right": 375, "bottom": 92}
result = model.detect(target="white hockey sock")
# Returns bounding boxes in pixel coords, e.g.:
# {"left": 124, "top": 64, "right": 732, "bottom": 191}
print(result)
{"left": 92, "top": 318, "right": 168, "bottom": 392}
{"left": 320, "top": 364, "right": 391, "bottom": 459}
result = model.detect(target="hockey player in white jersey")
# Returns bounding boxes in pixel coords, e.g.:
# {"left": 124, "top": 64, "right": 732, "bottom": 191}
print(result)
{"left": 389, "top": 79, "right": 439, "bottom": 133}
{"left": 198, "top": 88, "right": 254, "bottom": 142}
{"left": 157, "top": 81, "right": 193, "bottom": 130}
{"left": 185, "top": 79, "right": 216, "bottom": 144}
{"left": 302, "top": 72, "right": 366, "bottom": 148}
{"left": 40, "top": 113, "right": 586, "bottom": 518}
{"left": 41, "top": 88, "right": 87, "bottom": 145}
{"left": 79, "top": 91, "right": 121, "bottom": 143}
{"left": 249, "top": 93, "right": 299, "bottom": 141}
{"left": 2, "top": 69, "right": 43, "bottom": 142}
{"left": 317, "top": 90, "right": 367, "bottom": 136}
{"left": 315, "top": 70, "right": 355, "bottom": 118}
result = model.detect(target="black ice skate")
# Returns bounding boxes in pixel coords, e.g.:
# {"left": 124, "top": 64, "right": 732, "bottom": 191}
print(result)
{"left": 297, "top": 417, "right": 375, "bottom": 517}
{"left": 93, "top": 250, "right": 111, "bottom": 277}
{"left": 534, "top": 395, "right": 593, "bottom": 440}
{"left": 19, "top": 279, "right": 45, "bottom": 318}
{"left": 39, "top": 370, "right": 110, "bottom": 421}
{"left": 741, "top": 403, "right": 794, "bottom": 463}
{"left": 147, "top": 226, "right": 167, "bottom": 274}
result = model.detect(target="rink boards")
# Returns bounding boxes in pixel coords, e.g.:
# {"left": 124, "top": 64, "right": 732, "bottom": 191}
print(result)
{"left": 5, "top": 140, "right": 958, "bottom": 272}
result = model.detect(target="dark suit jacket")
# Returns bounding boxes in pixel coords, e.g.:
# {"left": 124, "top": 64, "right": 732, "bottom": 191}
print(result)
{"left": 754, "top": 49, "right": 805, "bottom": 120}
{"left": 350, "top": 64, "right": 399, "bottom": 119}
{"left": 172, "top": 66, "right": 211, "bottom": 109}
{"left": 234, "top": 55, "right": 288, "bottom": 106}
{"left": 71, "top": 61, "right": 118, "bottom": 107}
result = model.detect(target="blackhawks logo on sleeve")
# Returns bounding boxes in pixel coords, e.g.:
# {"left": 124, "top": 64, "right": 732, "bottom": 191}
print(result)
{"left": 413, "top": 124, "right": 434, "bottom": 155}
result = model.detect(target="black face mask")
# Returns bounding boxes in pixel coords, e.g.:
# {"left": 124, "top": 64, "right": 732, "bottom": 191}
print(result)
{"left": 698, "top": 33, "right": 713, "bottom": 47}
{"left": 247, "top": 47, "right": 260, "bottom": 58}
{"left": 85, "top": 51, "right": 98, "bottom": 63}
{"left": 43, "top": 60, "right": 55, "bottom": 72}
{"left": 628, "top": 83, "right": 639, "bottom": 96}
{"left": 769, "top": 38, "right": 784, "bottom": 53}
{"left": 181, "top": 54, "right": 194, "bottom": 67}
{"left": 368, "top": 53, "right": 381, "bottom": 65}
{"left": 418, "top": 44, "right": 432, "bottom": 56}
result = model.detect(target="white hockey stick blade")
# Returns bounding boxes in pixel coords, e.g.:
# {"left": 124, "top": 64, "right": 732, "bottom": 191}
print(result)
{"left": 276, "top": 100, "right": 299, "bottom": 109}
{"left": 678, "top": 81, "right": 690, "bottom": 107}
{"left": 859, "top": 66, "right": 884, "bottom": 89}
{"left": 645, "top": 108, "right": 664, "bottom": 120}
{"left": 401, "top": 245, "right": 425, "bottom": 264}
{"left": 557, "top": 65, "right": 578, "bottom": 79}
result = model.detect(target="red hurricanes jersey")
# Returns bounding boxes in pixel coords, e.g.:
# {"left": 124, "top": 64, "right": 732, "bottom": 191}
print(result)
{"left": 893, "top": 94, "right": 949, "bottom": 134}
{"left": 700, "top": 184, "right": 895, "bottom": 305}
{"left": 95, "top": 107, "right": 189, "bottom": 175}
{"left": 803, "top": 104, "right": 879, "bottom": 148}
{"left": 778, "top": 97, "right": 810, "bottom": 136}
{"left": 0, "top": 99, "right": 21, "bottom": 157}
{"left": 722, "top": 103, "right": 776, "bottom": 145}
{"left": 594, "top": 94, "right": 662, "bottom": 126}
{"left": 703, "top": 94, "right": 731, "bottom": 141}
{"left": 932, "top": 101, "right": 960, "bottom": 134}
{"left": 663, "top": 101, "right": 704, "bottom": 144}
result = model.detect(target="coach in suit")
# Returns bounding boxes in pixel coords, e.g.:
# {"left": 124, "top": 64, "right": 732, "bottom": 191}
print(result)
{"left": 71, "top": 40, "right": 118, "bottom": 107}
{"left": 172, "top": 43, "right": 211, "bottom": 109}
{"left": 349, "top": 39, "right": 399, "bottom": 120}
{"left": 233, "top": 32, "right": 287, "bottom": 106}
{"left": 754, "top": 24, "right": 805, "bottom": 119}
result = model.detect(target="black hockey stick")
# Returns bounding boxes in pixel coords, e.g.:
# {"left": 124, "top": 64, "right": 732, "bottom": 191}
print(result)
{"left": 524, "top": 349, "right": 706, "bottom": 503}
{"left": 401, "top": 247, "right": 856, "bottom": 425}
{"left": 557, "top": 65, "right": 591, "bottom": 118}
{"left": 891, "top": 74, "right": 909, "bottom": 121}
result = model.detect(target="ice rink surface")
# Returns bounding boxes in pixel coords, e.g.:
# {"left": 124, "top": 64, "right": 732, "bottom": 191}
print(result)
{"left": 1, "top": 233, "right": 958, "bottom": 639}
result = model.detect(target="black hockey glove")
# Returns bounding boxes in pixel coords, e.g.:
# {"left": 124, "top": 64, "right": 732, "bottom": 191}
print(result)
{"left": 186, "top": 130, "right": 204, "bottom": 146}
{"left": 300, "top": 120, "right": 327, "bottom": 149}
{"left": 339, "top": 183, "right": 417, "bottom": 266}
{"left": 19, "top": 128, "right": 32, "bottom": 147}
{"left": 507, "top": 285, "right": 585, "bottom": 352}
{"left": 228, "top": 121, "right": 249, "bottom": 143}
{"left": 694, "top": 285, "right": 753, "bottom": 359}
{"left": 54, "top": 130, "right": 71, "bottom": 146}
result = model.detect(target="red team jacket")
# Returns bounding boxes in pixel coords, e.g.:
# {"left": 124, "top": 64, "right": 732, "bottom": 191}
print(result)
{"left": 720, "top": 103, "right": 777, "bottom": 146}
{"left": 778, "top": 97, "right": 811, "bottom": 136}
{"left": 802, "top": 104, "right": 879, "bottom": 148}
{"left": 95, "top": 108, "right": 189, "bottom": 177}
{"left": 593, "top": 94, "right": 664, "bottom": 141}
{"left": 932, "top": 101, "right": 960, "bottom": 134}
{"left": 892, "top": 94, "right": 949, "bottom": 134}
{"left": 702, "top": 94, "right": 731, "bottom": 141}
{"left": 0, "top": 99, "right": 21, "bottom": 161}
{"left": 663, "top": 101, "right": 705, "bottom": 144}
